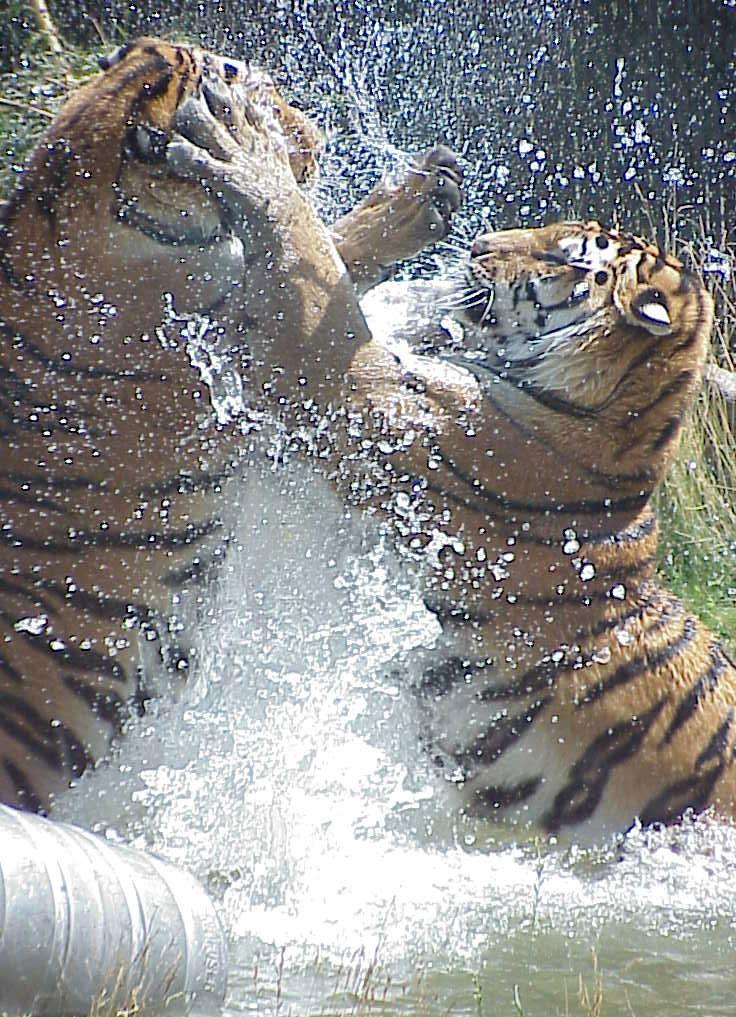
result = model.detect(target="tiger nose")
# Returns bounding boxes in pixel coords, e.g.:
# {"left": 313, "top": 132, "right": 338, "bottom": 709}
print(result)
{"left": 470, "top": 235, "right": 493, "bottom": 258}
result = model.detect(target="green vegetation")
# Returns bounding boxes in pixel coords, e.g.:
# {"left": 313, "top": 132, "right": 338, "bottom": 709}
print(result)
{"left": 0, "top": 33, "right": 98, "bottom": 197}
{"left": 656, "top": 241, "right": 736, "bottom": 644}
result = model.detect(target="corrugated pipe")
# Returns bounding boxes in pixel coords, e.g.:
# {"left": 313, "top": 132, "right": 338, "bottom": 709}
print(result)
{"left": 0, "top": 804, "right": 227, "bottom": 1015}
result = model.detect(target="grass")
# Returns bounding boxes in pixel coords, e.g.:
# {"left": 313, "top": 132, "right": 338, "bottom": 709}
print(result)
{"left": 655, "top": 234, "right": 736, "bottom": 644}
{"left": 0, "top": 37, "right": 99, "bottom": 197}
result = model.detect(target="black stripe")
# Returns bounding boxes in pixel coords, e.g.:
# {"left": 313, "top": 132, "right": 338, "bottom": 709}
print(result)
{"left": 577, "top": 616, "right": 697, "bottom": 707}
{"left": 139, "top": 466, "right": 238, "bottom": 498}
{"left": 61, "top": 727, "right": 95, "bottom": 779}
{"left": 35, "top": 140, "right": 73, "bottom": 221}
{"left": 660, "top": 643, "right": 728, "bottom": 745}
{"left": 3, "top": 760, "right": 45, "bottom": 813}
{"left": 0, "top": 519, "right": 221, "bottom": 554}
{"left": 0, "top": 692, "right": 63, "bottom": 770}
{"left": 0, "top": 649, "right": 22, "bottom": 684}
{"left": 162, "top": 550, "right": 226, "bottom": 588}
{"left": 467, "top": 777, "right": 541, "bottom": 816}
{"left": 638, "top": 764, "right": 726, "bottom": 827}
{"left": 0, "top": 575, "right": 61, "bottom": 616}
{"left": 417, "top": 655, "right": 493, "bottom": 699}
{"left": 651, "top": 415, "right": 684, "bottom": 452}
{"left": 116, "top": 201, "right": 226, "bottom": 247}
{"left": 422, "top": 481, "right": 557, "bottom": 545}
{"left": 588, "top": 553, "right": 656, "bottom": 582}
{"left": 2, "top": 324, "right": 167, "bottom": 383}
{"left": 0, "top": 612, "right": 129, "bottom": 683}
{"left": 695, "top": 708, "right": 734, "bottom": 771}
{"left": 441, "top": 457, "right": 649, "bottom": 517}
{"left": 0, "top": 485, "right": 74, "bottom": 513}
{"left": 508, "top": 381, "right": 597, "bottom": 420}
{"left": 636, "top": 258, "right": 652, "bottom": 284}
{"left": 0, "top": 471, "right": 96, "bottom": 492}
{"left": 35, "top": 578, "right": 154, "bottom": 624}
{"left": 543, "top": 697, "right": 667, "bottom": 833}
{"left": 583, "top": 513, "right": 657, "bottom": 546}
{"left": 62, "top": 673, "right": 127, "bottom": 730}
{"left": 637, "top": 370, "right": 694, "bottom": 421}
{"left": 455, "top": 697, "right": 549, "bottom": 771}
{"left": 442, "top": 363, "right": 656, "bottom": 489}
{"left": 478, "top": 654, "right": 566, "bottom": 702}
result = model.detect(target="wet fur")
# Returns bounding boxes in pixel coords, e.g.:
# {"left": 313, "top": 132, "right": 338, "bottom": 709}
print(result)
{"left": 167, "top": 104, "right": 732, "bottom": 844}
{"left": 0, "top": 37, "right": 457, "bottom": 811}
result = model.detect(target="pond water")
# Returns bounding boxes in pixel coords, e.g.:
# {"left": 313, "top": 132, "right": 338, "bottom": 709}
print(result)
{"left": 56, "top": 450, "right": 736, "bottom": 1016}
{"left": 49, "top": 0, "right": 736, "bottom": 1014}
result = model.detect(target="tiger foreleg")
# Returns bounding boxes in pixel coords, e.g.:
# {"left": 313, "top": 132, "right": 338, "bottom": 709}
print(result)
{"left": 331, "top": 146, "right": 463, "bottom": 295}
{"left": 166, "top": 85, "right": 371, "bottom": 405}
{"left": 166, "top": 91, "right": 295, "bottom": 237}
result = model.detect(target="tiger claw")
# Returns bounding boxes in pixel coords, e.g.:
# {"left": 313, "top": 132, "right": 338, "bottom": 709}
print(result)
{"left": 410, "top": 145, "right": 464, "bottom": 238}
{"left": 173, "top": 93, "right": 235, "bottom": 162}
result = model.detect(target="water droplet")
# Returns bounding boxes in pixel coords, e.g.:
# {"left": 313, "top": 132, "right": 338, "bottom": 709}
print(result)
{"left": 592, "top": 646, "right": 611, "bottom": 665}
{"left": 14, "top": 614, "right": 48, "bottom": 635}
{"left": 615, "top": 627, "right": 633, "bottom": 646}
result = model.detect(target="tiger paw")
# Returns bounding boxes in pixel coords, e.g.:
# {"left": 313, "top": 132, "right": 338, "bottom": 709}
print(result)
{"left": 331, "top": 144, "right": 463, "bottom": 295}
{"left": 403, "top": 145, "right": 463, "bottom": 242}
{"left": 166, "top": 83, "right": 296, "bottom": 233}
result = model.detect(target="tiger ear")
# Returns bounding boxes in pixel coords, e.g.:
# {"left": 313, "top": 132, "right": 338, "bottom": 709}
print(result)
{"left": 98, "top": 42, "right": 133, "bottom": 71}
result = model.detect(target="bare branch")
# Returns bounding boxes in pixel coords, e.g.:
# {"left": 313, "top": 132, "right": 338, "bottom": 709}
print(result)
{"left": 28, "top": 0, "right": 63, "bottom": 54}
{"left": 705, "top": 362, "right": 736, "bottom": 403}
{"left": 0, "top": 95, "right": 54, "bottom": 119}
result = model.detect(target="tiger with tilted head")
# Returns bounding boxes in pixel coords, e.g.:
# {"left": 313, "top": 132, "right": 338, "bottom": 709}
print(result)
{"left": 0, "top": 37, "right": 460, "bottom": 812}
{"left": 167, "top": 97, "right": 735, "bottom": 842}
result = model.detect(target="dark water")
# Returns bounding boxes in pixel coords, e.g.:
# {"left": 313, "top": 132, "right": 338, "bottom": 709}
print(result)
{"left": 44, "top": 0, "right": 736, "bottom": 248}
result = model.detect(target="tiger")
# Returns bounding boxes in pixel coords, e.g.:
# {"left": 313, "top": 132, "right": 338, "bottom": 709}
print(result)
{"left": 168, "top": 97, "right": 736, "bottom": 843}
{"left": 0, "top": 36, "right": 461, "bottom": 812}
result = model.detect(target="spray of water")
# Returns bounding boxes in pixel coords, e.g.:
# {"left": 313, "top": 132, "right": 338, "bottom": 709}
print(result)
{"left": 51, "top": 1, "right": 736, "bottom": 1013}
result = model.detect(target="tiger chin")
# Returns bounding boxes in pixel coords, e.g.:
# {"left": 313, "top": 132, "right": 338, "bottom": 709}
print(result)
{"left": 0, "top": 37, "right": 460, "bottom": 812}
{"left": 168, "top": 104, "right": 735, "bottom": 844}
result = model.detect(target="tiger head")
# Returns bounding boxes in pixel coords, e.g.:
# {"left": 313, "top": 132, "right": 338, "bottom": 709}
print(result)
{"left": 42, "top": 37, "right": 322, "bottom": 245}
{"left": 450, "top": 221, "right": 714, "bottom": 480}
{"left": 1, "top": 37, "right": 328, "bottom": 380}
{"left": 91, "top": 38, "right": 320, "bottom": 183}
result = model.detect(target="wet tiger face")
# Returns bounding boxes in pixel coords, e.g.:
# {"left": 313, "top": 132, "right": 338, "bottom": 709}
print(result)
{"left": 451, "top": 222, "right": 699, "bottom": 375}
{"left": 101, "top": 38, "right": 322, "bottom": 187}
{"left": 443, "top": 221, "right": 713, "bottom": 421}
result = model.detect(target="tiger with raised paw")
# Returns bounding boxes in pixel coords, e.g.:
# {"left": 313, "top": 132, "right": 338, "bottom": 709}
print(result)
{"left": 169, "top": 92, "right": 736, "bottom": 843}
{"left": 0, "top": 37, "right": 459, "bottom": 812}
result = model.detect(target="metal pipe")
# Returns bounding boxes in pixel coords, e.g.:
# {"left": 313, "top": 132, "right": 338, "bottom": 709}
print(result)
{"left": 0, "top": 804, "right": 227, "bottom": 1015}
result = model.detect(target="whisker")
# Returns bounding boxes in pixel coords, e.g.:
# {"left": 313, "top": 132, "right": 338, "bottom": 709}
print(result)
{"left": 479, "top": 290, "right": 496, "bottom": 323}
{"left": 440, "top": 288, "right": 487, "bottom": 310}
